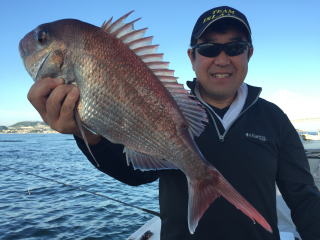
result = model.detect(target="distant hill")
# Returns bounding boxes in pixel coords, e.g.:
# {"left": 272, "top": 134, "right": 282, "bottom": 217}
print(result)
{"left": 0, "top": 121, "right": 56, "bottom": 134}
{"left": 0, "top": 126, "right": 8, "bottom": 130}
{"left": 10, "top": 121, "right": 47, "bottom": 127}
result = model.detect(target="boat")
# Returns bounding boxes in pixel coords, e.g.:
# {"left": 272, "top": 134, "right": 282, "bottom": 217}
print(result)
{"left": 301, "top": 131, "right": 320, "bottom": 141}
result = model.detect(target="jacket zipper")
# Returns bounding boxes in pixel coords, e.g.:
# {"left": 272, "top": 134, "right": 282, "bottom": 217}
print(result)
{"left": 195, "top": 88, "right": 262, "bottom": 142}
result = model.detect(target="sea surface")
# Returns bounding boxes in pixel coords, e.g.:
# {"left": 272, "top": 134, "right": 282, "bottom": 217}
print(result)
{"left": 0, "top": 134, "right": 159, "bottom": 240}
{"left": 1, "top": 134, "right": 320, "bottom": 240}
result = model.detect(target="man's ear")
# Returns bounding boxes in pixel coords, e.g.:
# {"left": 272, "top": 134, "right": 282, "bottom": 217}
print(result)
{"left": 248, "top": 47, "right": 254, "bottom": 62}
{"left": 187, "top": 49, "right": 195, "bottom": 71}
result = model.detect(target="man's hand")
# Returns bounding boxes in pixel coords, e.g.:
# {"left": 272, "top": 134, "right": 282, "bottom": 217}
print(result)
{"left": 27, "top": 77, "right": 101, "bottom": 145}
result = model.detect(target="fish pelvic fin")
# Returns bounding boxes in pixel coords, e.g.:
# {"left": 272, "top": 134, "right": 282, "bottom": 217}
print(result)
{"left": 100, "top": 12, "right": 208, "bottom": 138}
{"left": 187, "top": 167, "right": 273, "bottom": 234}
{"left": 75, "top": 111, "right": 100, "bottom": 168}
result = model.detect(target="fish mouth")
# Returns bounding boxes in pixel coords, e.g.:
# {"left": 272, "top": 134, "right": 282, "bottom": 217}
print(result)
{"left": 19, "top": 40, "right": 26, "bottom": 58}
{"left": 19, "top": 33, "right": 52, "bottom": 81}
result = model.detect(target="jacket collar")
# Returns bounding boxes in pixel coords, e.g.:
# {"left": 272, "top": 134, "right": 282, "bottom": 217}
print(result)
{"left": 186, "top": 78, "right": 262, "bottom": 110}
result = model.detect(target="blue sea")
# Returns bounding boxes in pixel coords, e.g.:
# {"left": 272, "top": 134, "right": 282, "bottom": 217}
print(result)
{"left": 0, "top": 134, "right": 159, "bottom": 240}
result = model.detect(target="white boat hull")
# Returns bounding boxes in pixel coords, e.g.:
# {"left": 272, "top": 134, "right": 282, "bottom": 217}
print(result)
{"left": 127, "top": 217, "right": 160, "bottom": 240}
{"left": 302, "top": 133, "right": 320, "bottom": 141}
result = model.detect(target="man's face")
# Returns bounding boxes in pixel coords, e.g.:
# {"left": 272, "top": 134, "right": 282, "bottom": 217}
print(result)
{"left": 188, "top": 29, "right": 253, "bottom": 107}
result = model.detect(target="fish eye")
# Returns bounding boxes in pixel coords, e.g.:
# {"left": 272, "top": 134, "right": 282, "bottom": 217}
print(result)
{"left": 37, "top": 29, "right": 48, "bottom": 44}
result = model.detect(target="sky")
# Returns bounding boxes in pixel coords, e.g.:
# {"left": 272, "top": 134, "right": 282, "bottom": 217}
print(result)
{"left": 1, "top": 0, "right": 320, "bottom": 130}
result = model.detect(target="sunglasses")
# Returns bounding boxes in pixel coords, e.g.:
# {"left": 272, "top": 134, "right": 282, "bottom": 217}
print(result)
{"left": 192, "top": 41, "right": 252, "bottom": 57}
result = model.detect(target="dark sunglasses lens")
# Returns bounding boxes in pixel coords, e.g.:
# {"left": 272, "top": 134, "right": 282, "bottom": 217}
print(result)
{"left": 195, "top": 42, "right": 249, "bottom": 57}
{"left": 224, "top": 42, "right": 248, "bottom": 56}
{"left": 197, "top": 44, "right": 221, "bottom": 57}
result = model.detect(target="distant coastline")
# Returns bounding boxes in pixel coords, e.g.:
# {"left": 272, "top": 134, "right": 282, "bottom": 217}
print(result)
{"left": 1, "top": 121, "right": 319, "bottom": 138}
{"left": 0, "top": 121, "right": 57, "bottom": 134}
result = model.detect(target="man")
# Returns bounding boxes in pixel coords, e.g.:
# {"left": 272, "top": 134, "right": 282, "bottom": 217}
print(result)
{"left": 28, "top": 6, "right": 320, "bottom": 240}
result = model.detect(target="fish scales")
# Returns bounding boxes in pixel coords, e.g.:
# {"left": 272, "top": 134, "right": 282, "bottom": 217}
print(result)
{"left": 69, "top": 26, "right": 184, "bottom": 157}
{"left": 77, "top": 56, "right": 182, "bottom": 158}
{"left": 19, "top": 13, "right": 272, "bottom": 234}
{"left": 79, "top": 75, "right": 170, "bottom": 157}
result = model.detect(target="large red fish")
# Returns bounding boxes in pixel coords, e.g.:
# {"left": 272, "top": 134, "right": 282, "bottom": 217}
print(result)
{"left": 19, "top": 11, "right": 272, "bottom": 234}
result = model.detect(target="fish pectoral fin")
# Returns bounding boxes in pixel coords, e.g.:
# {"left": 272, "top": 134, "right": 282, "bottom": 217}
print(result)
{"left": 187, "top": 166, "right": 273, "bottom": 234}
{"left": 123, "top": 147, "right": 177, "bottom": 171}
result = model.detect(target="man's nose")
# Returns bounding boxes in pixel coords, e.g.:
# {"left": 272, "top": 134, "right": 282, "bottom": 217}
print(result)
{"left": 213, "top": 51, "right": 230, "bottom": 66}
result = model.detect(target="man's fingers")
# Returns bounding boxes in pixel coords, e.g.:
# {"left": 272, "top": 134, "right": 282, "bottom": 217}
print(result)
{"left": 27, "top": 78, "right": 64, "bottom": 118}
{"left": 45, "top": 84, "right": 75, "bottom": 125}
{"left": 27, "top": 78, "right": 81, "bottom": 134}
{"left": 60, "top": 87, "right": 80, "bottom": 123}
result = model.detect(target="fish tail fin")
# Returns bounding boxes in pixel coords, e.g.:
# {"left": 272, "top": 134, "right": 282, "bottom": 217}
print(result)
{"left": 187, "top": 167, "right": 272, "bottom": 234}
{"left": 216, "top": 173, "right": 273, "bottom": 233}
{"left": 187, "top": 175, "right": 219, "bottom": 234}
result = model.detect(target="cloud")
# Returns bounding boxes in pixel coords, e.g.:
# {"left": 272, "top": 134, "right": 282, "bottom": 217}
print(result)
{"left": 266, "top": 90, "right": 320, "bottom": 119}
{"left": 265, "top": 90, "right": 320, "bottom": 130}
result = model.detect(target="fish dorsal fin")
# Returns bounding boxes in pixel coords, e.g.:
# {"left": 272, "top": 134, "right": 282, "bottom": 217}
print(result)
{"left": 102, "top": 11, "right": 208, "bottom": 137}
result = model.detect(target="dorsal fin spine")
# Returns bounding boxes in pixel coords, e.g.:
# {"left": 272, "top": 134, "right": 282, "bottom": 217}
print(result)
{"left": 157, "top": 76, "right": 178, "bottom": 82}
{"left": 140, "top": 53, "right": 164, "bottom": 63}
{"left": 120, "top": 28, "right": 148, "bottom": 43}
{"left": 146, "top": 61, "right": 169, "bottom": 68}
{"left": 153, "top": 69, "right": 174, "bottom": 75}
{"left": 128, "top": 36, "right": 154, "bottom": 49}
{"left": 101, "top": 17, "right": 113, "bottom": 31}
{"left": 113, "top": 18, "right": 141, "bottom": 38}
{"left": 133, "top": 45, "right": 159, "bottom": 56}
{"left": 106, "top": 10, "right": 134, "bottom": 33}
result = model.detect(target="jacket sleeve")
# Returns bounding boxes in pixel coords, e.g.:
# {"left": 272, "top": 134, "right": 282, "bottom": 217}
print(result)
{"left": 276, "top": 117, "right": 320, "bottom": 240}
{"left": 74, "top": 135, "right": 159, "bottom": 186}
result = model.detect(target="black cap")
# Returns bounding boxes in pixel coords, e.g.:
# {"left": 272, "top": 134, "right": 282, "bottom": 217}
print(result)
{"left": 190, "top": 6, "right": 251, "bottom": 46}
